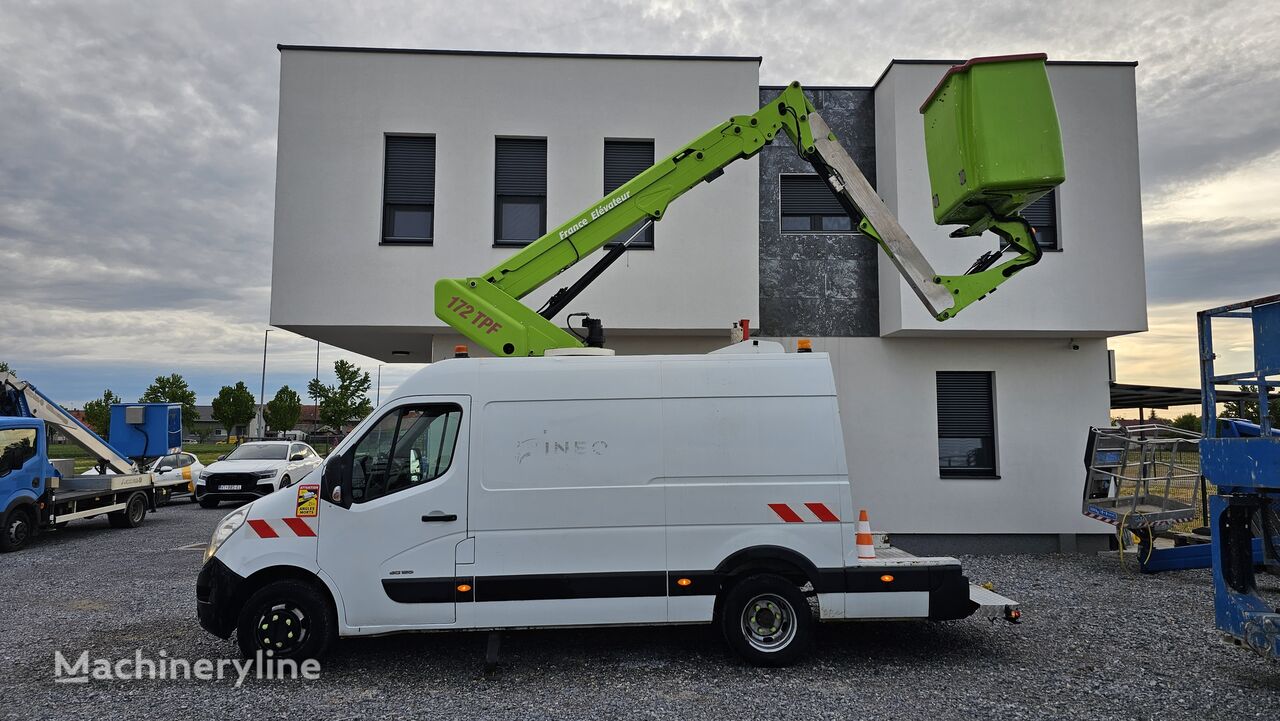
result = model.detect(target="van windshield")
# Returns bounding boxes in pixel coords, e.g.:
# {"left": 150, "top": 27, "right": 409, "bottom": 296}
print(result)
{"left": 224, "top": 444, "right": 288, "bottom": 461}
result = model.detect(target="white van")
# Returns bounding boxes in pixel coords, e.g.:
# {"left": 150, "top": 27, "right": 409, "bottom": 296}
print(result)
{"left": 196, "top": 341, "right": 1018, "bottom": 666}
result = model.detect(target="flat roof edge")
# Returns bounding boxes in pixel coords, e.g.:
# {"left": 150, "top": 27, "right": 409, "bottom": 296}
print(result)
{"left": 276, "top": 44, "right": 763, "bottom": 63}
{"left": 872, "top": 58, "right": 1138, "bottom": 88}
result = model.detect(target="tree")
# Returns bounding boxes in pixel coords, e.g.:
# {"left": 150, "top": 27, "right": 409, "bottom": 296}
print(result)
{"left": 211, "top": 382, "right": 256, "bottom": 442}
{"left": 1171, "top": 413, "right": 1201, "bottom": 434}
{"left": 308, "top": 360, "right": 373, "bottom": 433}
{"left": 139, "top": 373, "right": 199, "bottom": 430}
{"left": 82, "top": 389, "right": 121, "bottom": 435}
{"left": 0, "top": 360, "right": 10, "bottom": 374}
{"left": 1222, "top": 385, "right": 1280, "bottom": 426}
{"left": 264, "top": 385, "right": 302, "bottom": 434}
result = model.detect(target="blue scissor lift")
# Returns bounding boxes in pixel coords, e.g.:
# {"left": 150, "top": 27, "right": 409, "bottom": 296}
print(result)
{"left": 1199, "top": 294, "right": 1280, "bottom": 660}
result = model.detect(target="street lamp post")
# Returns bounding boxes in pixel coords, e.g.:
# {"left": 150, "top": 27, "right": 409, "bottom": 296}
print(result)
{"left": 376, "top": 364, "right": 383, "bottom": 405}
{"left": 259, "top": 329, "right": 273, "bottom": 438}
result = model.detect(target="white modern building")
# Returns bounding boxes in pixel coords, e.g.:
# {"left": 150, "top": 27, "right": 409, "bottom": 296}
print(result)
{"left": 270, "top": 46, "right": 1147, "bottom": 552}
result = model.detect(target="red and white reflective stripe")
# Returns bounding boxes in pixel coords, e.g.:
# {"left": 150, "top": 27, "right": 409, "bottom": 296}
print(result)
{"left": 767, "top": 503, "right": 805, "bottom": 523}
{"left": 246, "top": 519, "right": 278, "bottom": 538}
{"left": 247, "top": 518, "right": 316, "bottom": 538}
{"left": 281, "top": 517, "right": 317, "bottom": 537}
{"left": 769, "top": 502, "right": 840, "bottom": 523}
{"left": 804, "top": 502, "right": 840, "bottom": 523}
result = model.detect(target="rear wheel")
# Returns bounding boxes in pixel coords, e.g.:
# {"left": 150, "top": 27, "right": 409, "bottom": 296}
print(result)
{"left": 199, "top": 496, "right": 220, "bottom": 509}
{"left": 0, "top": 506, "right": 35, "bottom": 552}
{"left": 108, "top": 492, "right": 147, "bottom": 528}
{"left": 719, "top": 573, "right": 813, "bottom": 667}
{"left": 236, "top": 579, "right": 335, "bottom": 661}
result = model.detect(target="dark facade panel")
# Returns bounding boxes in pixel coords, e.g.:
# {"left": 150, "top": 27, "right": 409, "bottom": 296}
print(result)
{"left": 758, "top": 87, "right": 879, "bottom": 337}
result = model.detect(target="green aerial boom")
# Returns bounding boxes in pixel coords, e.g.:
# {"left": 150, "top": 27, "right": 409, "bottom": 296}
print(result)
{"left": 435, "top": 54, "right": 1065, "bottom": 357}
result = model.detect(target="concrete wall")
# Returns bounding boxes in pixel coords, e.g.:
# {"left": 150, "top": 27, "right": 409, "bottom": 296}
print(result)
{"left": 769, "top": 335, "right": 1114, "bottom": 537}
{"left": 874, "top": 62, "right": 1147, "bottom": 337}
{"left": 271, "top": 49, "right": 761, "bottom": 360}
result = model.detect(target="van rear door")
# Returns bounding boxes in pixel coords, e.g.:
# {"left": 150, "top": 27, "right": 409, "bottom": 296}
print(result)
{"left": 317, "top": 397, "right": 469, "bottom": 629}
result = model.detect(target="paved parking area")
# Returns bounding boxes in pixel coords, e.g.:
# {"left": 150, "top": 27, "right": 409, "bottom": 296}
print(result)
{"left": 1, "top": 501, "right": 1277, "bottom": 721}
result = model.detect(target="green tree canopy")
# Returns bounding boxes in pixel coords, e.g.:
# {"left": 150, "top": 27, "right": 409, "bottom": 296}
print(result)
{"left": 1171, "top": 413, "right": 1201, "bottom": 433}
{"left": 82, "top": 389, "right": 121, "bottom": 435}
{"left": 264, "top": 385, "right": 303, "bottom": 433}
{"left": 307, "top": 360, "right": 372, "bottom": 432}
{"left": 0, "top": 361, "right": 11, "bottom": 374}
{"left": 211, "top": 382, "right": 256, "bottom": 441}
{"left": 1222, "top": 384, "right": 1280, "bottom": 426}
{"left": 139, "top": 373, "right": 199, "bottom": 430}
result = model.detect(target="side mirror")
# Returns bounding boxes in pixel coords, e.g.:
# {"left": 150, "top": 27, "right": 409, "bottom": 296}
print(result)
{"left": 320, "top": 452, "right": 353, "bottom": 509}
{"left": 157, "top": 466, "right": 173, "bottom": 474}
{"left": 290, "top": 452, "right": 306, "bottom": 461}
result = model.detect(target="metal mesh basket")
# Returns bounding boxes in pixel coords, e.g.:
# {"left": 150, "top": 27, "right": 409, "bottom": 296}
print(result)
{"left": 1083, "top": 425, "right": 1202, "bottom": 532}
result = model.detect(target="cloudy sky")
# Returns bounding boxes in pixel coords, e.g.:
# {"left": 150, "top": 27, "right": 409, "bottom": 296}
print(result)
{"left": 1, "top": 0, "right": 1277, "bottom": 409}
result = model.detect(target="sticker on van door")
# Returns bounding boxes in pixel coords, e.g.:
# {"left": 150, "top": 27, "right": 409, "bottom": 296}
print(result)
{"left": 516, "top": 436, "right": 608, "bottom": 464}
{"left": 295, "top": 484, "right": 319, "bottom": 517}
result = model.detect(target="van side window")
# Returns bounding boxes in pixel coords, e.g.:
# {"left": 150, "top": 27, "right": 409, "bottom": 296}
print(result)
{"left": 349, "top": 405, "right": 462, "bottom": 503}
{"left": 0, "top": 428, "right": 37, "bottom": 476}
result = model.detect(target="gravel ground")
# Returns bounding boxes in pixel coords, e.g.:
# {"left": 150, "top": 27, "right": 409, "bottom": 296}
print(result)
{"left": 1, "top": 501, "right": 1277, "bottom": 721}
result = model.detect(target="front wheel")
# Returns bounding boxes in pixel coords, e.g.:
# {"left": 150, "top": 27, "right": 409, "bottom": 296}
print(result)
{"left": 236, "top": 579, "right": 335, "bottom": 661}
{"left": 0, "top": 506, "right": 35, "bottom": 552}
{"left": 719, "top": 573, "right": 813, "bottom": 667}
{"left": 279, "top": 475, "right": 292, "bottom": 489}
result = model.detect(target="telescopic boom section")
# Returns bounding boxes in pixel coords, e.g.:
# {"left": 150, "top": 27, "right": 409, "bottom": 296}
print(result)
{"left": 434, "top": 81, "right": 1040, "bottom": 357}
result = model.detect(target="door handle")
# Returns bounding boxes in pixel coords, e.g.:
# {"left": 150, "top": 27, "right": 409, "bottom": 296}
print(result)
{"left": 421, "top": 513, "right": 457, "bottom": 522}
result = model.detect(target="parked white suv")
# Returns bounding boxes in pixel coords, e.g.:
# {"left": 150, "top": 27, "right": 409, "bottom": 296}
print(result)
{"left": 196, "top": 441, "right": 322, "bottom": 509}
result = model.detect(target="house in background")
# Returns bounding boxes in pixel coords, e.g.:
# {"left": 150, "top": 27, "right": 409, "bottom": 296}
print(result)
{"left": 269, "top": 47, "right": 1146, "bottom": 553}
{"left": 188, "top": 404, "right": 329, "bottom": 442}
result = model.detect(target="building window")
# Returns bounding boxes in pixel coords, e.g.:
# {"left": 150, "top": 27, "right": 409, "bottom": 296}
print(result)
{"left": 382, "top": 135, "right": 435, "bottom": 244}
{"left": 604, "top": 139, "right": 655, "bottom": 249}
{"left": 780, "top": 174, "right": 855, "bottom": 232}
{"left": 495, "top": 137, "right": 547, "bottom": 245}
{"left": 1023, "top": 188, "right": 1059, "bottom": 250}
{"left": 936, "top": 371, "right": 997, "bottom": 478}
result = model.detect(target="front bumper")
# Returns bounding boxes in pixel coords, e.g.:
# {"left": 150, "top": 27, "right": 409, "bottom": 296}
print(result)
{"left": 196, "top": 481, "right": 274, "bottom": 501}
{"left": 196, "top": 556, "right": 246, "bottom": 638}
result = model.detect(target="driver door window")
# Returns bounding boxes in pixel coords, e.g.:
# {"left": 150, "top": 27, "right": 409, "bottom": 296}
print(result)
{"left": 0, "top": 428, "right": 37, "bottom": 476}
{"left": 350, "top": 405, "right": 462, "bottom": 503}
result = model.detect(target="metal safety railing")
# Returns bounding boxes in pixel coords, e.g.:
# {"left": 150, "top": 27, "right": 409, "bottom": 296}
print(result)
{"left": 1083, "top": 424, "right": 1202, "bottom": 532}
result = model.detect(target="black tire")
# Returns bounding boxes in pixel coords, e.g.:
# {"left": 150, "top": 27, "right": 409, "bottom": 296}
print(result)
{"left": 108, "top": 492, "right": 147, "bottom": 529}
{"left": 0, "top": 506, "right": 35, "bottom": 552}
{"left": 279, "top": 475, "right": 292, "bottom": 489}
{"left": 199, "top": 496, "right": 220, "bottom": 509}
{"left": 236, "top": 579, "right": 335, "bottom": 661}
{"left": 718, "top": 573, "right": 813, "bottom": 667}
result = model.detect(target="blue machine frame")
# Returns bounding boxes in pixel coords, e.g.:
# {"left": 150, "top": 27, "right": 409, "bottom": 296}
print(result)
{"left": 1199, "top": 293, "right": 1280, "bottom": 660}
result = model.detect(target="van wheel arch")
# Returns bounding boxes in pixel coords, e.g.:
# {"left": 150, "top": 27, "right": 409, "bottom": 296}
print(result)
{"left": 232, "top": 566, "right": 338, "bottom": 630}
{"left": 712, "top": 546, "right": 821, "bottom": 621}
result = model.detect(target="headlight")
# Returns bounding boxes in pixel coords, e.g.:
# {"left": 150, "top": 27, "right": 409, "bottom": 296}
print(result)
{"left": 199, "top": 470, "right": 211, "bottom": 480}
{"left": 203, "top": 506, "right": 249, "bottom": 563}
{"left": 252, "top": 469, "right": 278, "bottom": 480}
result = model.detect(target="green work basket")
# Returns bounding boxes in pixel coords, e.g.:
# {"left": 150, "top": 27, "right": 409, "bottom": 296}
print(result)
{"left": 920, "top": 53, "right": 1065, "bottom": 228}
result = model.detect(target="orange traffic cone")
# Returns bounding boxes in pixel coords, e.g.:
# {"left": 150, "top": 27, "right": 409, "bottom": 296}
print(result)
{"left": 856, "top": 508, "right": 876, "bottom": 560}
